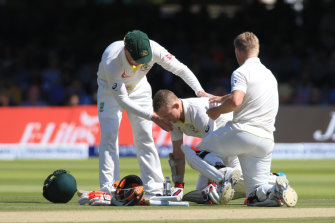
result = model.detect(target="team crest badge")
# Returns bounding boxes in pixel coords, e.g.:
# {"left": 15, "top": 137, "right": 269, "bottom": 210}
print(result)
{"left": 140, "top": 64, "right": 151, "bottom": 71}
{"left": 99, "top": 102, "right": 105, "bottom": 112}
{"left": 141, "top": 50, "right": 148, "bottom": 57}
{"left": 142, "top": 64, "right": 149, "bottom": 69}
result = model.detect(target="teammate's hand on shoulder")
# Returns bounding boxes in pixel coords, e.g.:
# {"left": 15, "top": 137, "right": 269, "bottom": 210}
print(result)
{"left": 197, "top": 90, "right": 214, "bottom": 98}
{"left": 209, "top": 96, "right": 221, "bottom": 103}
{"left": 151, "top": 113, "right": 173, "bottom": 131}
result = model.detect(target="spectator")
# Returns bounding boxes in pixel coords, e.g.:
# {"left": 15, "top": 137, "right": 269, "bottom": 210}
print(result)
{"left": 0, "top": 1, "right": 334, "bottom": 106}
{"left": 0, "top": 89, "right": 11, "bottom": 106}
{"left": 66, "top": 93, "right": 80, "bottom": 106}
{"left": 20, "top": 84, "right": 47, "bottom": 106}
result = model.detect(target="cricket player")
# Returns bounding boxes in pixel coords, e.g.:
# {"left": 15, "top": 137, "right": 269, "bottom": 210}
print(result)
{"left": 181, "top": 32, "right": 298, "bottom": 207}
{"left": 153, "top": 89, "right": 282, "bottom": 204}
{"left": 97, "top": 30, "right": 212, "bottom": 195}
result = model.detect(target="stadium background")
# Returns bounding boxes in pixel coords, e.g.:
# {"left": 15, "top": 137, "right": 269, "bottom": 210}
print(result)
{"left": 0, "top": 1, "right": 335, "bottom": 222}
{"left": 1, "top": 0, "right": 335, "bottom": 158}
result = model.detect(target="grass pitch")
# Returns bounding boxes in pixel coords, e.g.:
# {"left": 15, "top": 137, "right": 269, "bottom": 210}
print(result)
{"left": 0, "top": 158, "right": 334, "bottom": 222}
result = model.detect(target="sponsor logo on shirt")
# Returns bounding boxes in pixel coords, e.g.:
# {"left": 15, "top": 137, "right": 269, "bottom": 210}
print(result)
{"left": 205, "top": 125, "right": 210, "bottom": 133}
{"left": 165, "top": 54, "right": 173, "bottom": 60}
{"left": 121, "top": 72, "right": 130, "bottom": 78}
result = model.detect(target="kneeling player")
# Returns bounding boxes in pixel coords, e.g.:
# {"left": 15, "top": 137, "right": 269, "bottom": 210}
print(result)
{"left": 153, "top": 90, "right": 290, "bottom": 205}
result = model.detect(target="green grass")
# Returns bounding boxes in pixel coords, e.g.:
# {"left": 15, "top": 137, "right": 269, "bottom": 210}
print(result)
{"left": 0, "top": 158, "right": 335, "bottom": 223}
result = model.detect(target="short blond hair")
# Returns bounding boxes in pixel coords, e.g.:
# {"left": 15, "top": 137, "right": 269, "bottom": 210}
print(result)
{"left": 153, "top": 89, "right": 178, "bottom": 112}
{"left": 234, "top": 32, "right": 259, "bottom": 55}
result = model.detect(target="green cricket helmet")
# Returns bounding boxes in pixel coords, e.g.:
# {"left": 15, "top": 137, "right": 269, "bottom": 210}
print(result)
{"left": 43, "top": 169, "right": 77, "bottom": 203}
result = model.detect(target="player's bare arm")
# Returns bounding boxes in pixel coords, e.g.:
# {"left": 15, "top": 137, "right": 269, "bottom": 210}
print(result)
{"left": 209, "top": 94, "right": 231, "bottom": 104}
{"left": 169, "top": 138, "right": 186, "bottom": 199}
{"left": 171, "top": 139, "right": 185, "bottom": 178}
{"left": 207, "top": 90, "right": 245, "bottom": 120}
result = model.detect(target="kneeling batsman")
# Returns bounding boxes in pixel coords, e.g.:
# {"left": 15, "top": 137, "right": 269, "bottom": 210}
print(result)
{"left": 78, "top": 175, "right": 144, "bottom": 206}
{"left": 181, "top": 145, "right": 298, "bottom": 207}
{"left": 181, "top": 145, "right": 242, "bottom": 205}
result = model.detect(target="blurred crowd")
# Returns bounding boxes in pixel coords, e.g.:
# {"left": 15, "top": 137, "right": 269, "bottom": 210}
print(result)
{"left": 0, "top": 0, "right": 335, "bottom": 107}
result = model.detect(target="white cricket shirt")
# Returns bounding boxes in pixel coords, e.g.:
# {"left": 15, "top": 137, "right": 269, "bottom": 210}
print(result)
{"left": 97, "top": 40, "right": 204, "bottom": 120}
{"left": 230, "top": 57, "right": 279, "bottom": 140}
{"left": 170, "top": 97, "right": 233, "bottom": 141}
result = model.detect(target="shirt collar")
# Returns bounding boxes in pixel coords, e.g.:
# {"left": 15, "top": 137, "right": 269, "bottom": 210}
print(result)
{"left": 121, "top": 48, "right": 130, "bottom": 68}
{"left": 121, "top": 48, "right": 142, "bottom": 73}
{"left": 243, "top": 57, "right": 260, "bottom": 65}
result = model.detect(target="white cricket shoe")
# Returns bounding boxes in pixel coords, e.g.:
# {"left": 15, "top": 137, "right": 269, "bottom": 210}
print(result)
{"left": 219, "top": 168, "right": 242, "bottom": 205}
{"left": 273, "top": 176, "right": 298, "bottom": 207}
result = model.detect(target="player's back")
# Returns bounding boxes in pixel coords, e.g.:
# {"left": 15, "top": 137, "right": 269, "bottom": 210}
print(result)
{"left": 97, "top": 41, "right": 123, "bottom": 79}
{"left": 231, "top": 58, "right": 279, "bottom": 138}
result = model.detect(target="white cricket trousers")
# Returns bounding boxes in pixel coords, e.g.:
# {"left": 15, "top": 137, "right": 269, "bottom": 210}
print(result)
{"left": 97, "top": 77, "right": 164, "bottom": 194}
{"left": 197, "top": 123, "right": 274, "bottom": 197}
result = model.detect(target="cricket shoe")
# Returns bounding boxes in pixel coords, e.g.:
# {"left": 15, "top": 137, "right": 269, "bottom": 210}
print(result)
{"left": 245, "top": 191, "right": 283, "bottom": 207}
{"left": 272, "top": 172, "right": 287, "bottom": 178}
{"left": 171, "top": 182, "right": 184, "bottom": 201}
{"left": 219, "top": 168, "right": 242, "bottom": 205}
{"left": 272, "top": 176, "right": 298, "bottom": 207}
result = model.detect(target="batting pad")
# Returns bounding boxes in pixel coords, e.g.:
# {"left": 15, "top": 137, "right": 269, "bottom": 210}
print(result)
{"left": 181, "top": 144, "right": 224, "bottom": 183}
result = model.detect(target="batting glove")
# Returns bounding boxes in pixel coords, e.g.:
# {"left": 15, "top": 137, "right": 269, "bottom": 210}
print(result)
{"left": 87, "top": 191, "right": 112, "bottom": 206}
{"left": 89, "top": 194, "right": 112, "bottom": 206}
{"left": 78, "top": 190, "right": 112, "bottom": 206}
{"left": 171, "top": 182, "right": 184, "bottom": 201}
{"left": 201, "top": 183, "right": 220, "bottom": 205}
{"left": 78, "top": 192, "right": 90, "bottom": 205}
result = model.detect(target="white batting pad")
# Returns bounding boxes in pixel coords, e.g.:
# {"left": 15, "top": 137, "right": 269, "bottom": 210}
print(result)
{"left": 181, "top": 144, "right": 224, "bottom": 183}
